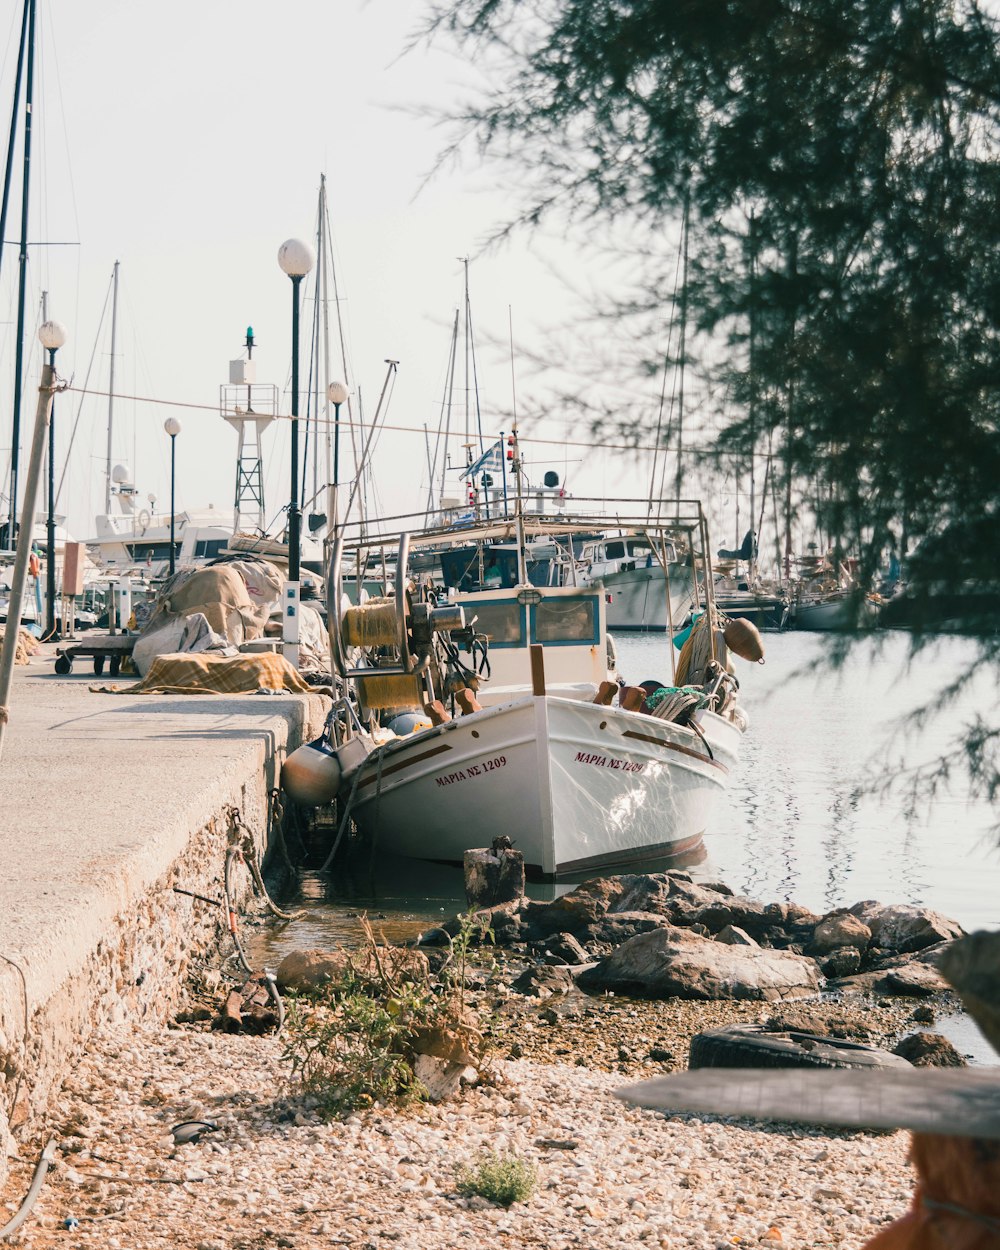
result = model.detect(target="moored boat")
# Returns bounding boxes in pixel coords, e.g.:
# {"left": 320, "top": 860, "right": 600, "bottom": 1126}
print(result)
{"left": 309, "top": 483, "right": 755, "bottom": 880}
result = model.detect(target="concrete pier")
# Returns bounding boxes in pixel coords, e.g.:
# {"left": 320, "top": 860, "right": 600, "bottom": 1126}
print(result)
{"left": 0, "top": 646, "right": 327, "bottom": 1186}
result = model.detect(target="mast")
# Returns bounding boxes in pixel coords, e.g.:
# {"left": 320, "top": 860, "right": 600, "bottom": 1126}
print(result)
{"left": 6, "top": 0, "right": 36, "bottom": 551}
{"left": 0, "top": 0, "right": 29, "bottom": 293}
{"left": 674, "top": 186, "right": 689, "bottom": 505}
{"left": 747, "top": 213, "right": 758, "bottom": 585}
{"left": 105, "top": 260, "right": 120, "bottom": 512}
{"left": 319, "top": 175, "right": 334, "bottom": 537}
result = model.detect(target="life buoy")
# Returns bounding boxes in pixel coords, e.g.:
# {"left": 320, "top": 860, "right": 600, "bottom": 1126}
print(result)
{"left": 137, "top": 509, "right": 151, "bottom": 531}
{"left": 28, "top": 552, "right": 40, "bottom": 577}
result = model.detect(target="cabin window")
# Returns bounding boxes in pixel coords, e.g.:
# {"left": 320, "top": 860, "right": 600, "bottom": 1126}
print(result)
{"left": 628, "top": 540, "right": 653, "bottom": 559}
{"left": 531, "top": 596, "right": 599, "bottom": 645}
{"left": 464, "top": 600, "right": 525, "bottom": 647}
{"left": 605, "top": 541, "right": 625, "bottom": 559}
{"left": 194, "top": 539, "right": 229, "bottom": 559}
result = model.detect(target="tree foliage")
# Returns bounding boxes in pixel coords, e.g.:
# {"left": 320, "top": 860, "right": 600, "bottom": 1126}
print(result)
{"left": 424, "top": 0, "right": 1000, "bottom": 636}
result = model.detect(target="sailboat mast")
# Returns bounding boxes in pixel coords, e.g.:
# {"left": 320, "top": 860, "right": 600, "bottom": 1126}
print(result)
{"left": 105, "top": 260, "right": 120, "bottom": 512}
{"left": 462, "top": 257, "right": 471, "bottom": 453}
{"left": 319, "top": 175, "right": 334, "bottom": 534}
{"left": 6, "top": 0, "right": 36, "bottom": 551}
{"left": 0, "top": 0, "right": 29, "bottom": 294}
{"left": 747, "top": 214, "right": 757, "bottom": 584}
{"left": 674, "top": 188, "right": 689, "bottom": 505}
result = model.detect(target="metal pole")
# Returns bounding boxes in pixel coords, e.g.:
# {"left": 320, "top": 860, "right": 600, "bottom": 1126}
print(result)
{"left": 0, "top": 360, "right": 55, "bottom": 764}
{"left": 6, "top": 0, "right": 36, "bottom": 552}
{"left": 168, "top": 433, "right": 177, "bottom": 575}
{"left": 105, "top": 260, "right": 119, "bottom": 513}
{"left": 285, "top": 274, "right": 303, "bottom": 669}
{"left": 45, "top": 345, "right": 56, "bottom": 635}
{"left": 0, "top": 0, "right": 29, "bottom": 292}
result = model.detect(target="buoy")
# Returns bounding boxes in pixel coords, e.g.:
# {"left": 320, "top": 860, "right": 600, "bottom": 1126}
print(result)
{"left": 281, "top": 736, "right": 342, "bottom": 807}
{"left": 723, "top": 617, "right": 765, "bottom": 663}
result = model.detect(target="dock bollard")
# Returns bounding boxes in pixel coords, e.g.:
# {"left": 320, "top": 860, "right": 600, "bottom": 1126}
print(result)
{"left": 464, "top": 839, "right": 525, "bottom": 908}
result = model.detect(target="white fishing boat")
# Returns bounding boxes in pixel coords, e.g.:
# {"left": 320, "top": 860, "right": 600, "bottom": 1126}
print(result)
{"left": 312, "top": 481, "right": 756, "bottom": 880}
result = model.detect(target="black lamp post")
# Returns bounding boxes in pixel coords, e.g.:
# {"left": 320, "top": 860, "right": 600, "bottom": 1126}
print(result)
{"left": 163, "top": 417, "right": 181, "bottom": 575}
{"left": 327, "top": 379, "right": 347, "bottom": 532}
{"left": 38, "top": 318, "right": 67, "bottom": 636}
{"left": 277, "top": 237, "right": 315, "bottom": 669}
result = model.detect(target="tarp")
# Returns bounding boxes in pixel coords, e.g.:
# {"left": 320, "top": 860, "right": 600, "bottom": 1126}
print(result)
{"left": 114, "top": 651, "right": 314, "bottom": 695}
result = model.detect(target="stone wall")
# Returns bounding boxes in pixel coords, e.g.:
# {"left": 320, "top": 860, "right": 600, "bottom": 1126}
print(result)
{"left": 0, "top": 694, "right": 326, "bottom": 1191}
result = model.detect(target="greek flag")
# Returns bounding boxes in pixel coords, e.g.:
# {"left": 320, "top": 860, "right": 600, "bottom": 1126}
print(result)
{"left": 460, "top": 439, "right": 504, "bottom": 480}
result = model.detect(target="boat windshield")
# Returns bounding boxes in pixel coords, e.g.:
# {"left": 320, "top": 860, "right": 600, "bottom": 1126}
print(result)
{"left": 440, "top": 547, "right": 519, "bottom": 591}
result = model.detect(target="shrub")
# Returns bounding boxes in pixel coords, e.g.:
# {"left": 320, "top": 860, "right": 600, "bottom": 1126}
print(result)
{"left": 456, "top": 1151, "right": 537, "bottom": 1207}
{"left": 280, "top": 911, "right": 496, "bottom": 1118}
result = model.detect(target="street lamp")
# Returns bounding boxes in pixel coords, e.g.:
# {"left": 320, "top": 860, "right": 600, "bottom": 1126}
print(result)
{"left": 278, "top": 237, "right": 315, "bottom": 669}
{"left": 327, "top": 380, "right": 348, "bottom": 531}
{"left": 39, "top": 320, "right": 68, "bottom": 637}
{"left": 163, "top": 417, "right": 181, "bottom": 575}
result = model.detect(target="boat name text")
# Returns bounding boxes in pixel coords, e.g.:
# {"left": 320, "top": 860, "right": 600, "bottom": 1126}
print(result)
{"left": 435, "top": 756, "right": 508, "bottom": 787}
{"left": 575, "top": 751, "right": 645, "bottom": 774}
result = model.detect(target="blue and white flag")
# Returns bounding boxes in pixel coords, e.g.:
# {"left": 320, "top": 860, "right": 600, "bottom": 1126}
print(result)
{"left": 460, "top": 439, "right": 504, "bottom": 480}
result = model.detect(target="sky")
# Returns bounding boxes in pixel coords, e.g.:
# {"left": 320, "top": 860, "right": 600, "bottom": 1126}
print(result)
{"left": 0, "top": 0, "right": 648, "bottom": 545}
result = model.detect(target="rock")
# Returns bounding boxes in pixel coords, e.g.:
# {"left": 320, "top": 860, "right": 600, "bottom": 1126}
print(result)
{"left": 715, "top": 925, "right": 759, "bottom": 947}
{"left": 510, "top": 965, "right": 577, "bottom": 998}
{"left": 880, "top": 962, "right": 949, "bottom": 997}
{"left": 683, "top": 895, "right": 771, "bottom": 937}
{"left": 275, "top": 946, "right": 428, "bottom": 992}
{"left": 576, "top": 926, "right": 823, "bottom": 1002}
{"left": 412, "top": 1054, "right": 478, "bottom": 1101}
{"left": 852, "top": 904, "right": 964, "bottom": 953}
{"left": 819, "top": 946, "right": 862, "bottom": 978}
{"left": 811, "top": 912, "right": 872, "bottom": 955}
{"left": 580, "top": 912, "right": 674, "bottom": 947}
{"left": 543, "top": 932, "right": 590, "bottom": 965}
{"left": 911, "top": 1005, "right": 936, "bottom": 1023}
{"left": 892, "top": 1031, "right": 967, "bottom": 1068}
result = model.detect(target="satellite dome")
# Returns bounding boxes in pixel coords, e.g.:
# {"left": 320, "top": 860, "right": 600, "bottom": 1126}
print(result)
{"left": 112, "top": 463, "right": 131, "bottom": 484}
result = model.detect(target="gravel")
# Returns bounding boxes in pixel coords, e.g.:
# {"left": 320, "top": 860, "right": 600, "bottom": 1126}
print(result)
{"left": 4, "top": 1014, "right": 914, "bottom": 1249}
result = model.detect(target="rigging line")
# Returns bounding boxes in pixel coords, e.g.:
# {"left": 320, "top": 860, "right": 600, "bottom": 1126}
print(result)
{"left": 55, "top": 272, "right": 113, "bottom": 504}
{"left": 435, "top": 308, "right": 459, "bottom": 504}
{"left": 323, "top": 187, "right": 360, "bottom": 482}
{"left": 466, "top": 287, "right": 485, "bottom": 458}
{"left": 63, "top": 382, "right": 761, "bottom": 459}
{"left": 650, "top": 221, "right": 686, "bottom": 515}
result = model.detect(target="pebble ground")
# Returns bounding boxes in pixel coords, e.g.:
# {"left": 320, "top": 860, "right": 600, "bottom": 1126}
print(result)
{"left": 3, "top": 993, "right": 919, "bottom": 1250}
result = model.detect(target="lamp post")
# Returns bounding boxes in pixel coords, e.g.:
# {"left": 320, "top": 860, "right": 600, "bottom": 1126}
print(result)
{"left": 278, "top": 237, "right": 315, "bottom": 669}
{"left": 38, "top": 318, "right": 67, "bottom": 637}
{"left": 327, "top": 380, "right": 348, "bottom": 533}
{"left": 163, "top": 417, "right": 181, "bottom": 575}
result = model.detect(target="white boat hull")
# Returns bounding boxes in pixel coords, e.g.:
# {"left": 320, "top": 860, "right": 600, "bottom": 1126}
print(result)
{"left": 591, "top": 565, "right": 695, "bottom": 631}
{"left": 347, "top": 695, "right": 742, "bottom": 878}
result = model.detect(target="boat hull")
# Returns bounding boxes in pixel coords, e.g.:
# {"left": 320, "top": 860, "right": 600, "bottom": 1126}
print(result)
{"left": 347, "top": 695, "right": 741, "bottom": 879}
{"left": 593, "top": 565, "right": 695, "bottom": 632}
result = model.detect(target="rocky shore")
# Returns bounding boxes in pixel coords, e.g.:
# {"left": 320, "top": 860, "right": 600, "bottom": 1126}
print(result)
{"left": 4, "top": 868, "right": 979, "bottom": 1249}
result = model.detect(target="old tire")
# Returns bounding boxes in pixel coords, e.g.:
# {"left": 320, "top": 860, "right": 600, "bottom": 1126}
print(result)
{"left": 93, "top": 656, "right": 105, "bottom": 676}
{"left": 689, "top": 1023, "right": 912, "bottom": 1071}
{"left": 54, "top": 654, "right": 72, "bottom": 675}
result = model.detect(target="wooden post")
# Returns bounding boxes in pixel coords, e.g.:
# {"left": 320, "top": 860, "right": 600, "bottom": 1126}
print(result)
{"left": 530, "top": 643, "right": 546, "bottom": 696}
{"left": 464, "top": 843, "right": 525, "bottom": 908}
